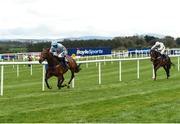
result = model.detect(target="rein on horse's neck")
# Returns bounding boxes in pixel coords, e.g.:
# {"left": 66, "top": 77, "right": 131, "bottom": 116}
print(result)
{"left": 151, "top": 50, "right": 160, "bottom": 58}
{"left": 46, "top": 52, "right": 59, "bottom": 66}
{"left": 155, "top": 51, "right": 161, "bottom": 57}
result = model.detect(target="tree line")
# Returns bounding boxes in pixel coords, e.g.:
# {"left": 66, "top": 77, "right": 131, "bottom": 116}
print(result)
{"left": 0, "top": 35, "right": 180, "bottom": 53}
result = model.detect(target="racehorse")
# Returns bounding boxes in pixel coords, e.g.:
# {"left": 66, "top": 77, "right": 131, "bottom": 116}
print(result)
{"left": 150, "top": 49, "right": 173, "bottom": 80}
{"left": 27, "top": 55, "right": 32, "bottom": 67}
{"left": 39, "top": 48, "right": 81, "bottom": 89}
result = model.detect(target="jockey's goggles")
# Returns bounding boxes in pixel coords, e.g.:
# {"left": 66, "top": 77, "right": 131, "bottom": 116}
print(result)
{"left": 53, "top": 45, "right": 58, "bottom": 48}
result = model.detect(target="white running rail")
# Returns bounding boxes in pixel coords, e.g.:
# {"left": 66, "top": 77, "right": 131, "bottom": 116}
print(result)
{"left": 0, "top": 56, "right": 180, "bottom": 96}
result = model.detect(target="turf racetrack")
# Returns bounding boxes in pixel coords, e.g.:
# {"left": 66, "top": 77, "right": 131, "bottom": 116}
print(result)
{"left": 0, "top": 57, "right": 180, "bottom": 122}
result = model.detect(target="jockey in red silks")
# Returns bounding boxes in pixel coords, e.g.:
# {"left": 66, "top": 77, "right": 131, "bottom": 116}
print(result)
{"left": 50, "top": 40, "right": 68, "bottom": 68}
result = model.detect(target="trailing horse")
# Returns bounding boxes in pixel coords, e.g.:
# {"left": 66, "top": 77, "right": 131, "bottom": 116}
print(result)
{"left": 39, "top": 48, "right": 81, "bottom": 89}
{"left": 150, "top": 49, "right": 173, "bottom": 80}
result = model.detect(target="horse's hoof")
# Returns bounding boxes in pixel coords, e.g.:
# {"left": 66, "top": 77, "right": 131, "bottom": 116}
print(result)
{"left": 61, "top": 84, "right": 67, "bottom": 87}
{"left": 48, "top": 86, "right": 52, "bottom": 89}
{"left": 152, "top": 76, "right": 155, "bottom": 79}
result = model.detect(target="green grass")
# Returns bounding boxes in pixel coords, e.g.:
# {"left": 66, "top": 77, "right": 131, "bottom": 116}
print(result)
{"left": 0, "top": 57, "right": 180, "bottom": 122}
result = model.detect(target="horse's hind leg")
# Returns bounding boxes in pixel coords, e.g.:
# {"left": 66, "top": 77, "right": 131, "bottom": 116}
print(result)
{"left": 57, "top": 78, "right": 61, "bottom": 89}
{"left": 67, "top": 71, "right": 75, "bottom": 88}
{"left": 45, "top": 72, "right": 52, "bottom": 89}
{"left": 163, "top": 65, "right": 170, "bottom": 79}
{"left": 154, "top": 68, "right": 157, "bottom": 80}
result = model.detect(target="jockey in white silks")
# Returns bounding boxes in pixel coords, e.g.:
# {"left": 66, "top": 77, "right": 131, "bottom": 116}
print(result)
{"left": 151, "top": 41, "right": 165, "bottom": 54}
{"left": 49, "top": 40, "right": 68, "bottom": 68}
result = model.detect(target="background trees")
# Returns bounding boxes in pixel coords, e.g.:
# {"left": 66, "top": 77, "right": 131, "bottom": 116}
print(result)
{"left": 0, "top": 35, "right": 179, "bottom": 53}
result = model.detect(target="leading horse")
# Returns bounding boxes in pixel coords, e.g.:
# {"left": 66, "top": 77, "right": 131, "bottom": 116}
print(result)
{"left": 39, "top": 48, "right": 81, "bottom": 89}
{"left": 150, "top": 49, "right": 173, "bottom": 80}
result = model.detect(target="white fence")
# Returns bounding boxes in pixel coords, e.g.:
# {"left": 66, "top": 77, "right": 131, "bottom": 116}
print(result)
{"left": 0, "top": 56, "right": 180, "bottom": 96}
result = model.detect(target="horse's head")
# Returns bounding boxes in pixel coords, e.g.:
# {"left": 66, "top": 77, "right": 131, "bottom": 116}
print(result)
{"left": 39, "top": 48, "right": 50, "bottom": 64}
{"left": 150, "top": 48, "right": 161, "bottom": 61}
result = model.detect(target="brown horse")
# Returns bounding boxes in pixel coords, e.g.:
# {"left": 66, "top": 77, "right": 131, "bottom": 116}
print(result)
{"left": 150, "top": 49, "right": 173, "bottom": 80}
{"left": 39, "top": 48, "right": 81, "bottom": 89}
{"left": 28, "top": 55, "right": 32, "bottom": 67}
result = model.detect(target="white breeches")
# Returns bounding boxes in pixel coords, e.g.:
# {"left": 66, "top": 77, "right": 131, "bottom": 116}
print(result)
{"left": 159, "top": 47, "right": 165, "bottom": 54}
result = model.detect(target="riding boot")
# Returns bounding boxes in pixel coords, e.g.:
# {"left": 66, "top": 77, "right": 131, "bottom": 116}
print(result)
{"left": 65, "top": 57, "right": 69, "bottom": 67}
{"left": 162, "top": 54, "right": 166, "bottom": 59}
{"left": 162, "top": 54, "right": 168, "bottom": 62}
{"left": 60, "top": 58, "right": 67, "bottom": 68}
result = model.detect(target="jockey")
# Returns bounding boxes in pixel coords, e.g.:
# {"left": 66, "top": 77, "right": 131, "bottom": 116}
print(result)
{"left": 50, "top": 40, "right": 68, "bottom": 68}
{"left": 151, "top": 41, "right": 165, "bottom": 55}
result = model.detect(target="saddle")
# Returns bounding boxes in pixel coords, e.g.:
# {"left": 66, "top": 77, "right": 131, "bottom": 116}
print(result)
{"left": 152, "top": 49, "right": 167, "bottom": 60}
{"left": 59, "top": 57, "right": 69, "bottom": 69}
{"left": 156, "top": 54, "right": 168, "bottom": 62}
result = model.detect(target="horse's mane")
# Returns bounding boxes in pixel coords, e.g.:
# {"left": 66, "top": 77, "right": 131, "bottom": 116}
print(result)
{"left": 151, "top": 49, "right": 161, "bottom": 55}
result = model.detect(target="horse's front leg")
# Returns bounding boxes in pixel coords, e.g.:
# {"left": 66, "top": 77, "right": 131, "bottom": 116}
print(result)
{"left": 45, "top": 72, "right": 52, "bottom": 89}
{"left": 57, "top": 75, "right": 65, "bottom": 89}
{"left": 153, "top": 64, "right": 160, "bottom": 80}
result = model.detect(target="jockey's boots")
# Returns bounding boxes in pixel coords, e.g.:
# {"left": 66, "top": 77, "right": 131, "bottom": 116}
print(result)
{"left": 59, "top": 57, "right": 68, "bottom": 69}
{"left": 161, "top": 54, "right": 166, "bottom": 59}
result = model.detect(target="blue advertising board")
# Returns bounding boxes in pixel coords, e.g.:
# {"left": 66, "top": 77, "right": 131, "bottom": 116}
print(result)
{"left": 1, "top": 55, "right": 16, "bottom": 60}
{"left": 170, "top": 49, "right": 180, "bottom": 55}
{"left": 68, "top": 48, "right": 111, "bottom": 56}
{"left": 128, "top": 48, "right": 150, "bottom": 54}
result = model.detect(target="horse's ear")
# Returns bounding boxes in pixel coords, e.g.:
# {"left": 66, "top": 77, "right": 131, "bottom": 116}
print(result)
{"left": 47, "top": 48, "right": 50, "bottom": 52}
{"left": 42, "top": 48, "right": 50, "bottom": 52}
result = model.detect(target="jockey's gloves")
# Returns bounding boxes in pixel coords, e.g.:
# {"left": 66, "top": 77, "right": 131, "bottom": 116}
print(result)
{"left": 53, "top": 52, "right": 58, "bottom": 56}
{"left": 58, "top": 52, "right": 64, "bottom": 58}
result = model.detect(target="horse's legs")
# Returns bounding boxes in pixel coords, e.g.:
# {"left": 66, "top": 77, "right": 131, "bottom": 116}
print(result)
{"left": 57, "top": 77, "right": 62, "bottom": 89}
{"left": 167, "top": 64, "right": 170, "bottom": 77}
{"left": 45, "top": 72, "right": 52, "bottom": 89}
{"left": 163, "top": 65, "right": 170, "bottom": 79}
{"left": 154, "top": 64, "right": 161, "bottom": 80}
{"left": 57, "top": 75, "right": 65, "bottom": 89}
{"left": 67, "top": 70, "right": 75, "bottom": 88}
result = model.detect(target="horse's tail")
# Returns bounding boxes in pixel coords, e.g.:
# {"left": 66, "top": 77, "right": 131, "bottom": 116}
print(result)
{"left": 70, "top": 57, "right": 81, "bottom": 73}
{"left": 74, "top": 63, "right": 81, "bottom": 73}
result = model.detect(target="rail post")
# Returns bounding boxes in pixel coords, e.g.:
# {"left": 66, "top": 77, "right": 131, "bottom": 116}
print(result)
{"left": 98, "top": 62, "right": 101, "bottom": 85}
{"left": 42, "top": 64, "right": 45, "bottom": 91}
{"left": 137, "top": 59, "right": 139, "bottom": 79}
{"left": 17, "top": 65, "right": 19, "bottom": 77}
{"left": 72, "top": 78, "right": 75, "bottom": 88}
{"left": 178, "top": 56, "right": 179, "bottom": 71}
{"left": 152, "top": 64, "right": 155, "bottom": 79}
{"left": 30, "top": 65, "right": 33, "bottom": 75}
{"left": 0, "top": 66, "right": 4, "bottom": 96}
{"left": 119, "top": 61, "right": 122, "bottom": 81}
